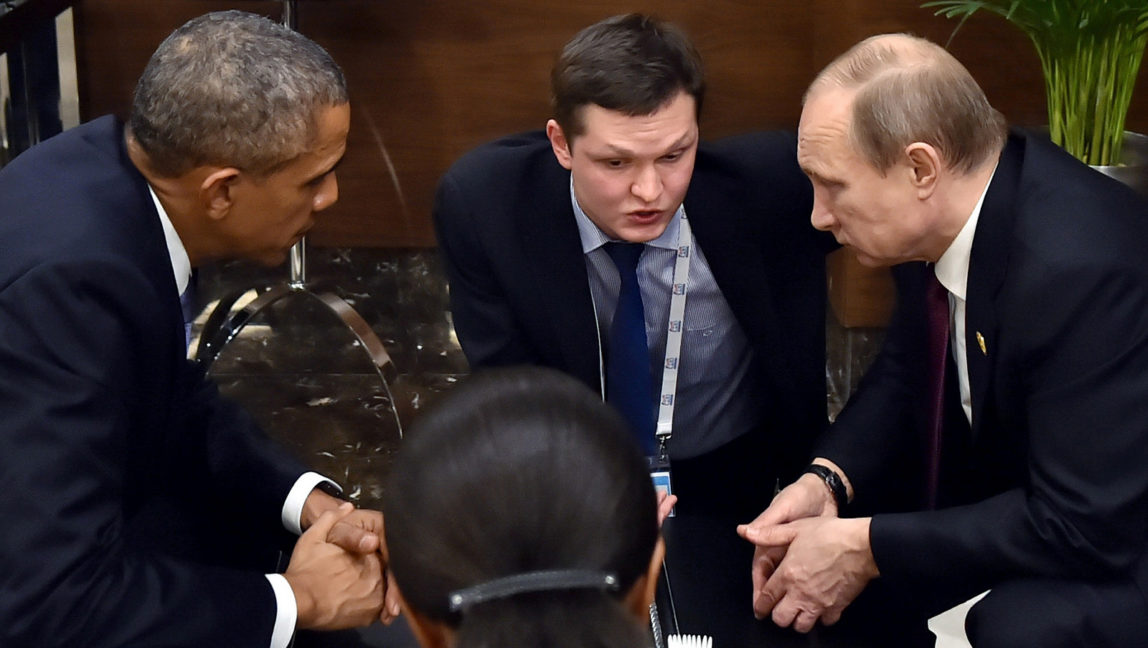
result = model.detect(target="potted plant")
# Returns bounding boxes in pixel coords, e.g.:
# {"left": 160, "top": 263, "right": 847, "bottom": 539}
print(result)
{"left": 924, "top": 0, "right": 1148, "bottom": 171}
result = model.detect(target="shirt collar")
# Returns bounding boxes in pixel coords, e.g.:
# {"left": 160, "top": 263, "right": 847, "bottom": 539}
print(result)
{"left": 570, "top": 175, "right": 683, "bottom": 254}
{"left": 148, "top": 186, "right": 192, "bottom": 295}
{"left": 934, "top": 164, "right": 997, "bottom": 301}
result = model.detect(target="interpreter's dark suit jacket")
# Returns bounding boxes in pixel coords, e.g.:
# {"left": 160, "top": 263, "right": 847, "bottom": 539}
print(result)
{"left": 434, "top": 130, "right": 836, "bottom": 481}
{"left": 819, "top": 130, "right": 1148, "bottom": 613}
{"left": 0, "top": 116, "right": 308, "bottom": 647}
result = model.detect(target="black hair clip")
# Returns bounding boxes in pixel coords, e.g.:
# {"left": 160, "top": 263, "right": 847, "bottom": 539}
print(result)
{"left": 448, "top": 569, "right": 620, "bottom": 613}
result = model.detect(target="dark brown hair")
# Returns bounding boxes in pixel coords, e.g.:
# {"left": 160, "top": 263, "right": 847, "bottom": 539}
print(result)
{"left": 551, "top": 13, "right": 704, "bottom": 143}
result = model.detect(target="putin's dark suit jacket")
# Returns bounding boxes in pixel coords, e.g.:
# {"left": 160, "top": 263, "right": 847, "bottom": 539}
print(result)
{"left": 819, "top": 131, "right": 1148, "bottom": 614}
{"left": 0, "top": 116, "right": 309, "bottom": 647}
{"left": 434, "top": 130, "right": 836, "bottom": 485}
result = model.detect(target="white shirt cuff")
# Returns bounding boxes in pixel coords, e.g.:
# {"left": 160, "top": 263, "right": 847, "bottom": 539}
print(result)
{"left": 281, "top": 471, "right": 341, "bottom": 536}
{"left": 265, "top": 573, "right": 297, "bottom": 648}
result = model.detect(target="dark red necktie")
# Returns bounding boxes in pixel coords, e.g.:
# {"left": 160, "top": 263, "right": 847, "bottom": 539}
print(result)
{"left": 924, "top": 271, "right": 950, "bottom": 509}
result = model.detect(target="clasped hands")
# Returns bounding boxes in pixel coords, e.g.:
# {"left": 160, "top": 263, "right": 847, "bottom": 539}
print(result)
{"left": 736, "top": 472, "right": 878, "bottom": 634}
{"left": 284, "top": 490, "right": 402, "bottom": 631}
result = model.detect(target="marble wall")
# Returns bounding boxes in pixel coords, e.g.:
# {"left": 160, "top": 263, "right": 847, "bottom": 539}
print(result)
{"left": 192, "top": 247, "right": 883, "bottom": 510}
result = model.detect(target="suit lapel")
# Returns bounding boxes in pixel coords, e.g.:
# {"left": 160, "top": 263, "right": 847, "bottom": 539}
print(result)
{"left": 111, "top": 121, "right": 188, "bottom": 359}
{"left": 965, "top": 133, "right": 1025, "bottom": 439}
{"left": 517, "top": 165, "right": 602, "bottom": 392}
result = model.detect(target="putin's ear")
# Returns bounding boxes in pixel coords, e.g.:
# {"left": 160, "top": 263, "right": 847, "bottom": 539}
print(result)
{"left": 199, "top": 167, "right": 241, "bottom": 220}
{"left": 904, "top": 143, "right": 941, "bottom": 199}
{"left": 546, "top": 119, "right": 574, "bottom": 170}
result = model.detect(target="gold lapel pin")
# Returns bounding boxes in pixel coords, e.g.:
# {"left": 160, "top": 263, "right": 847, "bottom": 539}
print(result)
{"left": 976, "top": 331, "right": 987, "bottom": 355}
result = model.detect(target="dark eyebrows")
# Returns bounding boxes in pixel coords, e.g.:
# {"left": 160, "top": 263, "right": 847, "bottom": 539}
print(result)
{"left": 596, "top": 131, "right": 697, "bottom": 159}
{"left": 599, "top": 144, "right": 635, "bottom": 158}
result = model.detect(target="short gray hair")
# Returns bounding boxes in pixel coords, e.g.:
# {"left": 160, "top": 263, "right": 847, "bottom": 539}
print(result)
{"left": 808, "top": 33, "right": 1006, "bottom": 175}
{"left": 129, "top": 10, "right": 348, "bottom": 178}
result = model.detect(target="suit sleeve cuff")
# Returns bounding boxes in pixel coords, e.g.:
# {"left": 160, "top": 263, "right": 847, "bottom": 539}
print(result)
{"left": 265, "top": 573, "right": 297, "bottom": 648}
{"left": 281, "top": 471, "right": 341, "bottom": 535}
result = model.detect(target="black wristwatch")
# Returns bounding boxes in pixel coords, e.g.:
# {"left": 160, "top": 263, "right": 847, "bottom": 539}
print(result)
{"left": 316, "top": 480, "right": 346, "bottom": 500}
{"left": 804, "top": 463, "right": 848, "bottom": 512}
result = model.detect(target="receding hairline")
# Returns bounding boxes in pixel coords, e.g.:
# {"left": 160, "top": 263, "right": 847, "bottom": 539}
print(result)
{"left": 803, "top": 32, "right": 1006, "bottom": 174}
{"left": 806, "top": 33, "right": 949, "bottom": 101}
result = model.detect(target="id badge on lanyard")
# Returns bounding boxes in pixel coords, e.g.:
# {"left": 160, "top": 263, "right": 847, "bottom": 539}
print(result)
{"left": 648, "top": 209, "right": 692, "bottom": 517}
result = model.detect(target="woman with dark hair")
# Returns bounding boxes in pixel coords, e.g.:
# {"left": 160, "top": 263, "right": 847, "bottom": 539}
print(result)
{"left": 383, "top": 366, "right": 664, "bottom": 648}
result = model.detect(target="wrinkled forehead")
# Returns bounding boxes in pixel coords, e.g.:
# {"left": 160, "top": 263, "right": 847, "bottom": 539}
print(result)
{"left": 797, "top": 88, "right": 855, "bottom": 168}
{"left": 799, "top": 86, "right": 854, "bottom": 137}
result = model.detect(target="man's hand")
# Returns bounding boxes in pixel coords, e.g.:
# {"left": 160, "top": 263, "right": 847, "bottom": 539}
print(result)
{"left": 300, "top": 488, "right": 401, "bottom": 624}
{"left": 657, "top": 491, "right": 678, "bottom": 527}
{"left": 743, "top": 468, "right": 844, "bottom": 532}
{"left": 285, "top": 503, "right": 385, "bottom": 630}
{"left": 302, "top": 489, "right": 380, "bottom": 554}
{"left": 746, "top": 543, "right": 787, "bottom": 619}
{"left": 744, "top": 516, "right": 877, "bottom": 633}
{"left": 737, "top": 471, "right": 840, "bottom": 615}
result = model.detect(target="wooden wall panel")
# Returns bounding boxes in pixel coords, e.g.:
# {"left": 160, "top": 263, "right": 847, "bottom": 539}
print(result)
{"left": 74, "top": 1, "right": 282, "bottom": 118}
{"left": 75, "top": 0, "right": 1148, "bottom": 247}
{"left": 298, "top": 1, "right": 816, "bottom": 246}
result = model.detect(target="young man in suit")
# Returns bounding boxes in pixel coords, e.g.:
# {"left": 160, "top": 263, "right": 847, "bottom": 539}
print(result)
{"left": 0, "top": 11, "right": 397, "bottom": 647}
{"left": 434, "top": 14, "right": 836, "bottom": 520}
{"left": 739, "top": 33, "right": 1148, "bottom": 647}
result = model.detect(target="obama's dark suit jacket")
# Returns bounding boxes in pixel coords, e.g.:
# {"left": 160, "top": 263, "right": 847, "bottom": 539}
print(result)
{"left": 0, "top": 116, "right": 307, "bottom": 647}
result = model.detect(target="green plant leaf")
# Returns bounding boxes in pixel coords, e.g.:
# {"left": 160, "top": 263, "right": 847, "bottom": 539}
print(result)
{"left": 921, "top": 0, "right": 1148, "bottom": 165}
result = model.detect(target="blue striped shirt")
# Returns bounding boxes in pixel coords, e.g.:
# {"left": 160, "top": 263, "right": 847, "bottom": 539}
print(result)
{"left": 571, "top": 180, "right": 762, "bottom": 459}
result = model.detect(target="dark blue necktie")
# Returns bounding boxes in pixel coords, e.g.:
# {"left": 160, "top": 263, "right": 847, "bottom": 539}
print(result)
{"left": 605, "top": 242, "right": 655, "bottom": 455}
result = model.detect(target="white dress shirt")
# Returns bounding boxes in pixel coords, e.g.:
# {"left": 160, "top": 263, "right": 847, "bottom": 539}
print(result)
{"left": 933, "top": 166, "right": 997, "bottom": 426}
{"left": 570, "top": 180, "right": 762, "bottom": 459}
